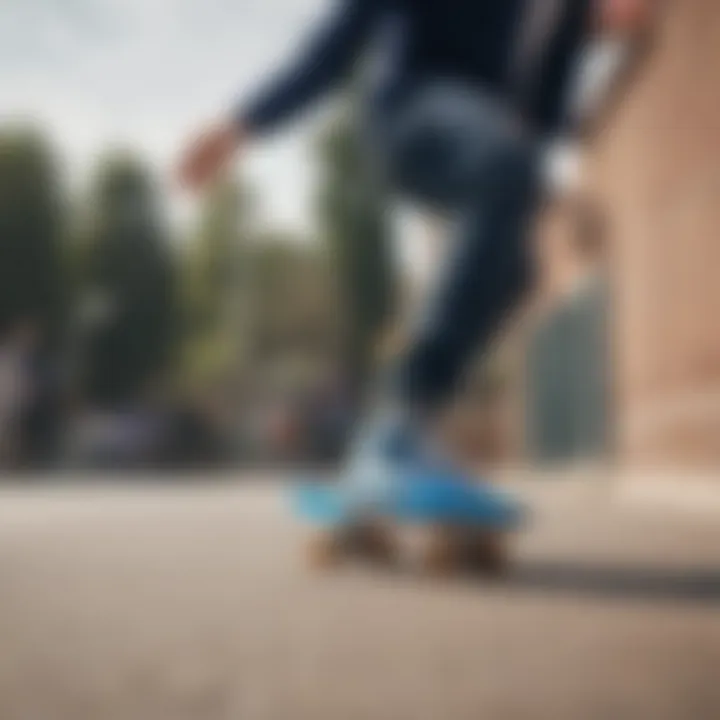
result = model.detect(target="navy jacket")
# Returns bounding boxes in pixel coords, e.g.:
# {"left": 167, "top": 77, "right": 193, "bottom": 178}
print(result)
{"left": 239, "top": 0, "right": 593, "bottom": 137}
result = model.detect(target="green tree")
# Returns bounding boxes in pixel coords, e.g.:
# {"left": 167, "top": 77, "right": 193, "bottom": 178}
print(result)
{"left": 251, "top": 232, "right": 339, "bottom": 366}
{"left": 82, "top": 152, "right": 178, "bottom": 406}
{"left": 181, "top": 179, "right": 254, "bottom": 391}
{"left": 316, "top": 101, "right": 396, "bottom": 404}
{"left": 0, "top": 126, "right": 65, "bottom": 342}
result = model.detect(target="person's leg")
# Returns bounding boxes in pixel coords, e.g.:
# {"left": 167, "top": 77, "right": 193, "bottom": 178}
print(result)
{"left": 339, "top": 82, "right": 540, "bottom": 517}
{"left": 382, "top": 81, "right": 541, "bottom": 416}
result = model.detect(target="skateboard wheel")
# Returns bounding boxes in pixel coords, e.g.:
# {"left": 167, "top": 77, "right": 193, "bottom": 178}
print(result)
{"left": 306, "top": 530, "right": 344, "bottom": 568}
{"left": 305, "top": 523, "right": 394, "bottom": 569}
{"left": 422, "top": 526, "right": 464, "bottom": 575}
{"left": 355, "top": 523, "right": 394, "bottom": 562}
{"left": 468, "top": 531, "right": 508, "bottom": 576}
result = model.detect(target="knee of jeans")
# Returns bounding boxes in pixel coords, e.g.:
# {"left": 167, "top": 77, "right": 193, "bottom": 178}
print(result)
{"left": 484, "top": 133, "right": 538, "bottom": 198}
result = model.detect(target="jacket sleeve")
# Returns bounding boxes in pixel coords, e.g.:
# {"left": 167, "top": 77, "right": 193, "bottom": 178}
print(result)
{"left": 236, "top": 0, "right": 380, "bottom": 135}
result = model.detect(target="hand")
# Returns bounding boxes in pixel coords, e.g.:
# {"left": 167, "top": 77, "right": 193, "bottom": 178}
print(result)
{"left": 598, "top": 0, "right": 653, "bottom": 35}
{"left": 177, "top": 121, "right": 246, "bottom": 191}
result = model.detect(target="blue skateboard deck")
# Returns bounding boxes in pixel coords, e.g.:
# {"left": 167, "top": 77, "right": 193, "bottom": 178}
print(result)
{"left": 291, "top": 475, "right": 526, "bottom": 531}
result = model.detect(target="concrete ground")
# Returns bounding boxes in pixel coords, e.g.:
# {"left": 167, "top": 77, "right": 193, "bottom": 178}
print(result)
{"left": 0, "top": 474, "right": 719, "bottom": 720}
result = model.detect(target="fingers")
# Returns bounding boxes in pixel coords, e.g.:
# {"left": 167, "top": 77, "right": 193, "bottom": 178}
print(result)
{"left": 598, "top": 0, "right": 653, "bottom": 35}
{"left": 177, "top": 123, "right": 242, "bottom": 192}
{"left": 177, "top": 131, "right": 226, "bottom": 191}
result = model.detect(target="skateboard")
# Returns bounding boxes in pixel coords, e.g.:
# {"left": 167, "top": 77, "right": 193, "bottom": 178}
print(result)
{"left": 291, "top": 476, "right": 526, "bottom": 576}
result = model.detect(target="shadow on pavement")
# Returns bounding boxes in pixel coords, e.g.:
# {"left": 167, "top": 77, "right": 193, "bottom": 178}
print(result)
{"left": 499, "top": 561, "right": 720, "bottom": 605}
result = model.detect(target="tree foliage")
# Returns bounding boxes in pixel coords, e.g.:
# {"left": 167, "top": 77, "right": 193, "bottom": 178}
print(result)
{"left": 251, "top": 232, "right": 339, "bottom": 363}
{"left": 180, "top": 179, "right": 254, "bottom": 391}
{"left": 315, "top": 100, "right": 396, "bottom": 401}
{"left": 0, "top": 127, "right": 65, "bottom": 342}
{"left": 81, "top": 152, "right": 178, "bottom": 406}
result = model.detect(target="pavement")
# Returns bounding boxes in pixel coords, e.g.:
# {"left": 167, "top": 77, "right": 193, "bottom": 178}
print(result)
{"left": 0, "top": 473, "right": 719, "bottom": 720}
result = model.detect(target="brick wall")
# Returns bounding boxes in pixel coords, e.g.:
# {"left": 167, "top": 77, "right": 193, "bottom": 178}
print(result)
{"left": 589, "top": 0, "right": 720, "bottom": 469}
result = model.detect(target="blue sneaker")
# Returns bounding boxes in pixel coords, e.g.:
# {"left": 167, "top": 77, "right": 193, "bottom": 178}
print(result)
{"left": 339, "top": 410, "right": 419, "bottom": 519}
{"left": 294, "top": 410, "right": 525, "bottom": 531}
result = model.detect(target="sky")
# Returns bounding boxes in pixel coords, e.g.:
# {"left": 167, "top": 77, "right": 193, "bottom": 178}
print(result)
{"left": 0, "top": 0, "right": 330, "bottom": 234}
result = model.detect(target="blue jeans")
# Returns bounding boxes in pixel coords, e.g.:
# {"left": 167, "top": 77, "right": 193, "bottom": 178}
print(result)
{"left": 371, "top": 80, "right": 541, "bottom": 412}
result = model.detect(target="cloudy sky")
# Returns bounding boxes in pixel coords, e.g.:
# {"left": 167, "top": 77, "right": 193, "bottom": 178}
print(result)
{"left": 0, "top": 0, "right": 332, "bottom": 233}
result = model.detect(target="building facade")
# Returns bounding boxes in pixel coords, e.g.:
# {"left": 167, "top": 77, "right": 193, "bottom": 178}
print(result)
{"left": 590, "top": 0, "right": 720, "bottom": 470}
